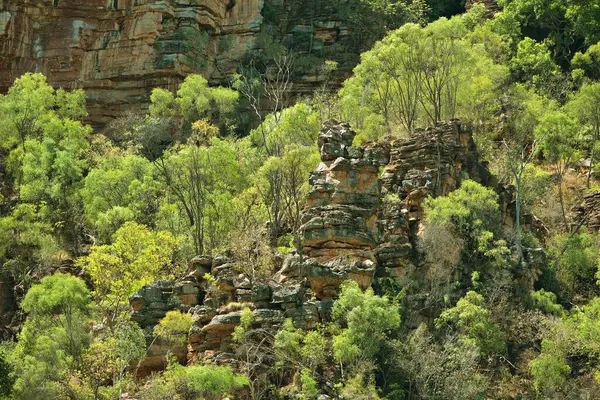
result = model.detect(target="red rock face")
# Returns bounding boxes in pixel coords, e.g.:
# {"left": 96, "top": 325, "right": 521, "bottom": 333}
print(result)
{"left": 0, "top": 0, "right": 263, "bottom": 129}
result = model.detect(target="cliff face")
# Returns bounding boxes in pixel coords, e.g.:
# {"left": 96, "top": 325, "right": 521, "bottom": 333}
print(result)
{"left": 129, "top": 120, "right": 496, "bottom": 375}
{"left": 0, "top": 0, "right": 263, "bottom": 129}
{"left": 0, "top": 0, "right": 358, "bottom": 130}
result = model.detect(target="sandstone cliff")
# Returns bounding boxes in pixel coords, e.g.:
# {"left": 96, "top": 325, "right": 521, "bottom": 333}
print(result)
{"left": 0, "top": 0, "right": 360, "bottom": 130}
{"left": 0, "top": 0, "right": 264, "bottom": 129}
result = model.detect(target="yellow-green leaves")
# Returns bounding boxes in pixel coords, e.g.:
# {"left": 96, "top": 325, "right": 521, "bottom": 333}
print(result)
{"left": 77, "top": 222, "right": 178, "bottom": 324}
{"left": 154, "top": 311, "right": 194, "bottom": 347}
{"left": 436, "top": 291, "right": 506, "bottom": 357}
{"left": 149, "top": 74, "right": 239, "bottom": 126}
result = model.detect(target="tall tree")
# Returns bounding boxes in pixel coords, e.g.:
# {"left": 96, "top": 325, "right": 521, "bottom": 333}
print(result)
{"left": 566, "top": 83, "right": 600, "bottom": 188}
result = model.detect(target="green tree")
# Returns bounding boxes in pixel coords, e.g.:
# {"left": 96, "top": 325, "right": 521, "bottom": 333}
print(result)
{"left": 548, "top": 229, "right": 600, "bottom": 301}
{"left": 82, "top": 153, "right": 162, "bottom": 241}
{"left": 185, "top": 365, "right": 248, "bottom": 400}
{"left": 0, "top": 73, "right": 90, "bottom": 254}
{"left": 149, "top": 74, "right": 238, "bottom": 138}
{"left": 536, "top": 110, "right": 580, "bottom": 231}
{"left": 566, "top": 82, "right": 600, "bottom": 188}
{"left": 155, "top": 137, "right": 245, "bottom": 255}
{"left": 332, "top": 280, "right": 401, "bottom": 371}
{"left": 0, "top": 203, "right": 59, "bottom": 290}
{"left": 510, "top": 37, "right": 560, "bottom": 95}
{"left": 424, "top": 180, "right": 503, "bottom": 258}
{"left": 0, "top": 347, "right": 13, "bottom": 399}
{"left": 84, "top": 321, "right": 146, "bottom": 400}
{"left": 571, "top": 41, "right": 600, "bottom": 81}
{"left": 249, "top": 103, "right": 321, "bottom": 242}
{"left": 436, "top": 291, "right": 506, "bottom": 357}
{"left": 77, "top": 222, "right": 178, "bottom": 327}
{"left": 340, "top": 15, "right": 506, "bottom": 140}
{"left": 11, "top": 273, "right": 91, "bottom": 400}
{"left": 502, "top": 84, "right": 555, "bottom": 259}
{"left": 529, "top": 339, "right": 571, "bottom": 396}
{"left": 154, "top": 311, "right": 194, "bottom": 348}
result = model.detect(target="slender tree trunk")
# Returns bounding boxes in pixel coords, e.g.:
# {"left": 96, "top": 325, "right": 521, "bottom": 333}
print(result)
{"left": 514, "top": 173, "right": 524, "bottom": 263}
{"left": 588, "top": 128, "right": 598, "bottom": 189}
{"left": 558, "top": 179, "right": 569, "bottom": 233}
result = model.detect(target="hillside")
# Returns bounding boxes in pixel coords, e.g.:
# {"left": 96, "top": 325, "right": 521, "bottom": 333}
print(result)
{"left": 2, "top": 0, "right": 600, "bottom": 399}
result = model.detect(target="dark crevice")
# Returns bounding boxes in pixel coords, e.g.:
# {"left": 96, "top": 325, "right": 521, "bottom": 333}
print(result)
{"left": 226, "top": 0, "right": 236, "bottom": 12}
{"left": 197, "top": 289, "right": 206, "bottom": 306}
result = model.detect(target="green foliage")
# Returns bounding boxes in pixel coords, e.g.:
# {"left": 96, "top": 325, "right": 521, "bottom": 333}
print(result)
{"left": 572, "top": 41, "right": 600, "bottom": 81}
{"left": 248, "top": 102, "right": 321, "bottom": 240}
{"left": 529, "top": 339, "right": 571, "bottom": 394}
{"left": 10, "top": 273, "right": 92, "bottom": 400}
{"left": 154, "top": 311, "right": 194, "bottom": 347}
{"left": 530, "top": 289, "right": 565, "bottom": 316}
{"left": 77, "top": 222, "right": 178, "bottom": 325}
{"left": 186, "top": 364, "right": 248, "bottom": 399}
{"left": 83, "top": 321, "right": 146, "bottom": 398}
{"left": 250, "top": 102, "right": 321, "bottom": 154}
{"left": 299, "top": 368, "right": 318, "bottom": 400}
{"left": 436, "top": 291, "right": 506, "bottom": 357}
{"left": 157, "top": 137, "right": 247, "bottom": 255}
{"left": 510, "top": 37, "right": 560, "bottom": 95}
{"left": 0, "top": 72, "right": 90, "bottom": 258}
{"left": 232, "top": 307, "right": 255, "bottom": 343}
{"left": 0, "top": 203, "right": 60, "bottom": 287}
{"left": 339, "top": 16, "right": 508, "bottom": 139}
{"left": 81, "top": 153, "right": 161, "bottom": 241}
{"left": 332, "top": 280, "right": 401, "bottom": 366}
{"left": 0, "top": 346, "right": 12, "bottom": 399}
{"left": 548, "top": 229, "right": 600, "bottom": 301}
{"left": 301, "top": 330, "right": 327, "bottom": 370}
{"left": 22, "top": 272, "right": 90, "bottom": 317}
{"left": 5, "top": 1, "right": 600, "bottom": 395}
{"left": 274, "top": 318, "right": 304, "bottom": 364}
{"left": 398, "top": 323, "right": 489, "bottom": 399}
{"left": 424, "top": 181, "right": 506, "bottom": 264}
{"left": 149, "top": 75, "right": 238, "bottom": 128}
{"left": 499, "top": 0, "right": 598, "bottom": 65}
{"left": 141, "top": 362, "right": 247, "bottom": 400}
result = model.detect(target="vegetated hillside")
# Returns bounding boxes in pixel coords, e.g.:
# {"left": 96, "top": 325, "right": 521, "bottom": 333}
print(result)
{"left": 2, "top": 0, "right": 600, "bottom": 399}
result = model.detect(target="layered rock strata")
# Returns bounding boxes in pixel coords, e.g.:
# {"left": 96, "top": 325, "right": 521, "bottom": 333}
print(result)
{"left": 129, "top": 120, "right": 496, "bottom": 372}
{"left": 578, "top": 191, "right": 600, "bottom": 232}
{"left": 299, "top": 120, "right": 387, "bottom": 298}
{"left": 376, "top": 121, "right": 493, "bottom": 279}
{"left": 0, "top": 0, "right": 361, "bottom": 130}
{"left": 0, "top": 0, "right": 264, "bottom": 129}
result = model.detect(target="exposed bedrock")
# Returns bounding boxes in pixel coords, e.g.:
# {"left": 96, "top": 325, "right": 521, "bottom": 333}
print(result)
{"left": 128, "top": 120, "right": 504, "bottom": 373}
{"left": 0, "top": 0, "right": 360, "bottom": 130}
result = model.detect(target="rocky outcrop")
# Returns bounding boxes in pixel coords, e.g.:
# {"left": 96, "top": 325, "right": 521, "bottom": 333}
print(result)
{"left": 299, "top": 120, "right": 387, "bottom": 298}
{"left": 0, "top": 0, "right": 363, "bottom": 130}
{"left": 130, "top": 252, "right": 329, "bottom": 375}
{"left": 129, "top": 120, "right": 498, "bottom": 372}
{"left": 376, "top": 121, "right": 493, "bottom": 279}
{"left": 578, "top": 191, "right": 600, "bottom": 232}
